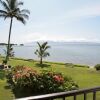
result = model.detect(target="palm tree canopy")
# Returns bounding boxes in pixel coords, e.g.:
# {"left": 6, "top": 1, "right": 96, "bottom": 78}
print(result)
{"left": 35, "top": 42, "right": 50, "bottom": 58}
{"left": 0, "top": 0, "right": 30, "bottom": 24}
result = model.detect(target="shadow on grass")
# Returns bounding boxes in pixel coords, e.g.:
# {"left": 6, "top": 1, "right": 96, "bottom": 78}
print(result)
{"left": 4, "top": 85, "right": 11, "bottom": 89}
{"left": 12, "top": 88, "right": 40, "bottom": 98}
{"left": 4, "top": 84, "right": 34, "bottom": 98}
{"left": 0, "top": 70, "right": 5, "bottom": 80}
{"left": 35, "top": 63, "right": 51, "bottom": 68}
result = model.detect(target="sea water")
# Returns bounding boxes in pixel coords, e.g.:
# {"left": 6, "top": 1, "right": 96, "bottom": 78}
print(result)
{"left": 0, "top": 42, "right": 100, "bottom": 66}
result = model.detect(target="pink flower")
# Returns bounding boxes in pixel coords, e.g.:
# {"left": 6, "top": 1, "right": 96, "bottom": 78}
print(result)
{"left": 15, "top": 73, "right": 21, "bottom": 79}
{"left": 53, "top": 75, "right": 64, "bottom": 83}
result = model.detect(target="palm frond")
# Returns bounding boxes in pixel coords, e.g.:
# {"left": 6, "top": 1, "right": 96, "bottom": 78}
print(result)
{"left": 5, "top": 0, "right": 9, "bottom": 4}
{"left": 17, "top": 1, "right": 23, "bottom": 6}
{"left": 37, "top": 42, "right": 41, "bottom": 48}
{"left": 35, "top": 49, "right": 41, "bottom": 57}
{"left": 0, "top": 0, "right": 10, "bottom": 11}
{"left": 20, "top": 9, "right": 30, "bottom": 14}
{"left": 0, "top": 10, "right": 7, "bottom": 14}
{"left": 43, "top": 52, "right": 50, "bottom": 57}
{"left": 18, "top": 13, "right": 29, "bottom": 19}
{"left": 0, "top": 14, "right": 7, "bottom": 19}
{"left": 34, "top": 50, "right": 38, "bottom": 55}
{"left": 15, "top": 15, "right": 26, "bottom": 24}
{"left": 13, "top": 7, "right": 21, "bottom": 13}
{"left": 42, "top": 42, "right": 48, "bottom": 49}
{"left": 9, "top": 0, "right": 17, "bottom": 10}
{"left": 44, "top": 46, "right": 50, "bottom": 51}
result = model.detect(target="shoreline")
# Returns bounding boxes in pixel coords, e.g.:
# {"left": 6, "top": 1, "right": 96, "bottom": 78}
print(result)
{"left": 0, "top": 56, "right": 93, "bottom": 68}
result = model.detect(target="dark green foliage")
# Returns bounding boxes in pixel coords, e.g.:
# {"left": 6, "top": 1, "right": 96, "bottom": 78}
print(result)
{"left": 95, "top": 64, "right": 100, "bottom": 71}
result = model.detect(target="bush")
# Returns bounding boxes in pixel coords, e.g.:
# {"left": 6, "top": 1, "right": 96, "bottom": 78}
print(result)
{"left": 95, "top": 64, "right": 100, "bottom": 71}
{"left": 65, "top": 63, "right": 74, "bottom": 67}
{"left": 6, "top": 66, "right": 78, "bottom": 97}
{"left": 74, "top": 64, "right": 89, "bottom": 68}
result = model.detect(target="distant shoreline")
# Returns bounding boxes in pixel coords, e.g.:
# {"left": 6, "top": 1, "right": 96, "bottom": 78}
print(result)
{"left": 0, "top": 56, "right": 93, "bottom": 68}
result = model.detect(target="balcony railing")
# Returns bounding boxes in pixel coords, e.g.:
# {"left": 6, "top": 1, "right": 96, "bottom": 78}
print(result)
{"left": 16, "top": 86, "right": 100, "bottom": 100}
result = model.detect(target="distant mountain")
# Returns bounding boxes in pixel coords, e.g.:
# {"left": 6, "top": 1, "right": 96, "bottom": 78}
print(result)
{"left": 24, "top": 41, "right": 100, "bottom": 46}
{"left": 0, "top": 43, "right": 17, "bottom": 46}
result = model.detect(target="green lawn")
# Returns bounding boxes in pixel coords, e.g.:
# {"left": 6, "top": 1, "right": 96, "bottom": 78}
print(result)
{"left": 0, "top": 57, "right": 100, "bottom": 100}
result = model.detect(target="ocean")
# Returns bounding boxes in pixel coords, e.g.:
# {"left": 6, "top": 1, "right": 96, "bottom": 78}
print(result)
{"left": 0, "top": 42, "right": 100, "bottom": 66}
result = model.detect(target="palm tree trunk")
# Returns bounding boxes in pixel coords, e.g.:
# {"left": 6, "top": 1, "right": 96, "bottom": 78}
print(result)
{"left": 40, "top": 57, "right": 42, "bottom": 65}
{"left": 5, "top": 18, "right": 13, "bottom": 64}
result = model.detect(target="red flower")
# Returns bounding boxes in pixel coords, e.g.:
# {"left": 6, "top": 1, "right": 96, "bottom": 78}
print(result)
{"left": 53, "top": 75, "right": 64, "bottom": 83}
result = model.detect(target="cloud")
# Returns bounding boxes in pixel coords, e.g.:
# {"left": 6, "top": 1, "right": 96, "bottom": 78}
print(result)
{"left": 39, "top": 3, "right": 100, "bottom": 25}
{"left": 64, "top": 4, "right": 100, "bottom": 20}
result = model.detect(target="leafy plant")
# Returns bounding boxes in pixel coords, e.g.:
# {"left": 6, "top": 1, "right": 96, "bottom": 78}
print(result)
{"left": 95, "top": 64, "right": 100, "bottom": 71}
{"left": 35, "top": 42, "right": 50, "bottom": 65}
{"left": 4, "top": 44, "right": 14, "bottom": 57}
{"left": 3, "top": 44, "right": 14, "bottom": 64}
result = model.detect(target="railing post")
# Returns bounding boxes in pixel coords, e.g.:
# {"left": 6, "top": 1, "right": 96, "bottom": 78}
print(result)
{"left": 93, "top": 91, "right": 96, "bottom": 100}
{"left": 84, "top": 93, "right": 87, "bottom": 100}
{"left": 73, "top": 95, "right": 76, "bottom": 100}
{"left": 63, "top": 97, "right": 65, "bottom": 100}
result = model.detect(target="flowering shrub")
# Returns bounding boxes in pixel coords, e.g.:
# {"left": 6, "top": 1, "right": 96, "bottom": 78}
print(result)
{"left": 6, "top": 66, "right": 78, "bottom": 97}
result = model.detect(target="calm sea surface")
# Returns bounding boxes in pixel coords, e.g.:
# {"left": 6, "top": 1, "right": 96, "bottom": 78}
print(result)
{"left": 0, "top": 43, "right": 100, "bottom": 66}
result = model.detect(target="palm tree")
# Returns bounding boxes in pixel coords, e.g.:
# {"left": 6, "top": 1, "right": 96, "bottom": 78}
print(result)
{"left": 4, "top": 44, "right": 14, "bottom": 58}
{"left": 3, "top": 44, "right": 14, "bottom": 64}
{"left": 35, "top": 42, "right": 50, "bottom": 65}
{"left": 0, "top": 0, "right": 30, "bottom": 64}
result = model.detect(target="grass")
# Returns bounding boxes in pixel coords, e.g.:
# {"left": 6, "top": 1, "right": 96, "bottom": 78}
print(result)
{"left": 0, "top": 57, "right": 100, "bottom": 100}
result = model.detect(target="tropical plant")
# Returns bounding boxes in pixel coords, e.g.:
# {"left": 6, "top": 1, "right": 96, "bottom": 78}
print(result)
{"left": 94, "top": 64, "right": 100, "bottom": 71}
{"left": 0, "top": 0, "right": 30, "bottom": 64}
{"left": 35, "top": 42, "right": 50, "bottom": 65}
{"left": 4, "top": 44, "right": 14, "bottom": 57}
{"left": 3, "top": 44, "right": 14, "bottom": 64}
{"left": 6, "top": 66, "right": 78, "bottom": 97}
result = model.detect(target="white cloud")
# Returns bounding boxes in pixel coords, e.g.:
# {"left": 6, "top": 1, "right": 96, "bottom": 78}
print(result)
{"left": 64, "top": 4, "right": 100, "bottom": 20}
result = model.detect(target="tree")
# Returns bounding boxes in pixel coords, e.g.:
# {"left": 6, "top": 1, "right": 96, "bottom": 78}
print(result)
{"left": 3, "top": 44, "right": 14, "bottom": 64}
{"left": 35, "top": 42, "right": 50, "bottom": 65}
{"left": 4, "top": 44, "right": 14, "bottom": 57}
{"left": 0, "top": 0, "right": 30, "bottom": 64}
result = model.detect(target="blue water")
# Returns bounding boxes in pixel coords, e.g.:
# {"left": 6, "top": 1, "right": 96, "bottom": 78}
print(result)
{"left": 0, "top": 43, "right": 100, "bottom": 66}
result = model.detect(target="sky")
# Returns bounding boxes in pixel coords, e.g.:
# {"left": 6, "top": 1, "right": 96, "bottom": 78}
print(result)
{"left": 0, "top": 0, "right": 100, "bottom": 43}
